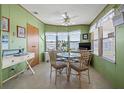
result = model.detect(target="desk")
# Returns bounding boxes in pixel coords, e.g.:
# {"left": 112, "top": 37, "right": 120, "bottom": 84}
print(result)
{"left": 2, "top": 52, "right": 35, "bottom": 84}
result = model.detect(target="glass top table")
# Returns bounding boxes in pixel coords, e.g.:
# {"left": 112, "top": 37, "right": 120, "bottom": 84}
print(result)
{"left": 57, "top": 52, "right": 80, "bottom": 81}
{"left": 57, "top": 52, "right": 80, "bottom": 59}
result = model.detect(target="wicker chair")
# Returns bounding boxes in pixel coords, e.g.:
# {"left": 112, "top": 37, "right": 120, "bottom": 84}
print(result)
{"left": 68, "top": 50, "right": 92, "bottom": 87}
{"left": 48, "top": 50, "right": 67, "bottom": 84}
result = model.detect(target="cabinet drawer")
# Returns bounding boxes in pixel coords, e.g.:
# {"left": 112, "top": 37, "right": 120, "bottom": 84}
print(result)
{"left": 2, "top": 63, "right": 26, "bottom": 81}
{"left": 2, "top": 68, "right": 9, "bottom": 81}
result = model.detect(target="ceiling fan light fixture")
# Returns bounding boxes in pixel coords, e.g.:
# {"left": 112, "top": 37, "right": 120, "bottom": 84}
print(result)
{"left": 62, "top": 14, "right": 66, "bottom": 18}
{"left": 61, "top": 12, "right": 76, "bottom": 26}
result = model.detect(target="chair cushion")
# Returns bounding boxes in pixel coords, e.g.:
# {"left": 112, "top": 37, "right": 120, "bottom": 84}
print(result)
{"left": 70, "top": 63, "right": 88, "bottom": 72}
{"left": 51, "top": 62, "right": 67, "bottom": 69}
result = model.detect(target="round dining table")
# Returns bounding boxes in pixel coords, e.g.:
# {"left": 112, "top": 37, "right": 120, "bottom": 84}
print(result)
{"left": 57, "top": 52, "right": 80, "bottom": 59}
{"left": 57, "top": 52, "right": 80, "bottom": 81}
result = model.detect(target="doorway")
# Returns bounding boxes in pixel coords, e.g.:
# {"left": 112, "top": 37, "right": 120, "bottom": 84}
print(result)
{"left": 27, "top": 24, "right": 39, "bottom": 67}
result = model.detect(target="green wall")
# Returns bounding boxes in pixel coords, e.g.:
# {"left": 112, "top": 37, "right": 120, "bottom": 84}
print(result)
{"left": 91, "top": 4, "right": 124, "bottom": 88}
{"left": 0, "top": 4, "right": 45, "bottom": 87}
{"left": 45, "top": 24, "right": 90, "bottom": 42}
{"left": 1, "top": 4, "right": 45, "bottom": 58}
{"left": 115, "top": 24, "right": 124, "bottom": 88}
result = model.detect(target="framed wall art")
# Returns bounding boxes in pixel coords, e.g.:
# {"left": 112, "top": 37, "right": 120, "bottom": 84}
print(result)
{"left": 17, "top": 26, "right": 25, "bottom": 38}
{"left": 2, "top": 16, "right": 10, "bottom": 32}
{"left": 82, "top": 33, "right": 88, "bottom": 40}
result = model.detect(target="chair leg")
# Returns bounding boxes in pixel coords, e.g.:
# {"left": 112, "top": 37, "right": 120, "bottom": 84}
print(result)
{"left": 88, "top": 69, "right": 90, "bottom": 84}
{"left": 78, "top": 72, "right": 81, "bottom": 88}
{"left": 59, "top": 68, "right": 63, "bottom": 74}
{"left": 50, "top": 66, "right": 52, "bottom": 79}
{"left": 66, "top": 67, "right": 68, "bottom": 75}
{"left": 55, "top": 69, "right": 57, "bottom": 85}
{"left": 67, "top": 67, "right": 71, "bottom": 82}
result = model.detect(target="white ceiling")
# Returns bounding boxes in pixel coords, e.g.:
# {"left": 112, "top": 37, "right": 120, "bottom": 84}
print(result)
{"left": 21, "top": 4, "right": 106, "bottom": 26}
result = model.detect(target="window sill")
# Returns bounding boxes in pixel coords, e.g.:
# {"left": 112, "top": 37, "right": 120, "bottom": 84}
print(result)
{"left": 92, "top": 53, "right": 99, "bottom": 57}
{"left": 102, "top": 56, "right": 115, "bottom": 64}
{"left": 93, "top": 54, "right": 115, "bottom": 64}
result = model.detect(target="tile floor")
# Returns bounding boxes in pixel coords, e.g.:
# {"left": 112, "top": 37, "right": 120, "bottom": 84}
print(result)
{"left": 2, "top": 62, "right": 112, "bottom": 89}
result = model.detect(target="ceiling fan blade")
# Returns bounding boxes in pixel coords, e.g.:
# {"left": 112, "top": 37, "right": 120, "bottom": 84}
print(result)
{"left": 61, "top": 12, "right": 69, "bottom": 18}
{"left": 70, "top": 15, "right": 78, "bottom": 19}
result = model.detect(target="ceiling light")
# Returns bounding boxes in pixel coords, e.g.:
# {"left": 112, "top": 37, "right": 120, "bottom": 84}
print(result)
{"left": 62, "top": 14, "right": 66, "bottom": 18}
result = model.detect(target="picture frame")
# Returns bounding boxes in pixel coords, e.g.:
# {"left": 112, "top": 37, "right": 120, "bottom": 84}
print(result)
{"left": 17, "top": 26, "right": 25, "bottom": 38}
{"left": 2, "top": 16, "right": 10, "bottom": 32}
{"left": 82, "top": 33, "right": 88, "bottom": 40}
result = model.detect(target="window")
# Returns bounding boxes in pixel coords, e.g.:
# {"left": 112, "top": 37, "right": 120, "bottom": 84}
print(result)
{"left": 102, "top": 10, "right": 115, "bottom": 62}
{"left": 45, "top": 30, "right": 81, "bottom": 52}
{"left": 90, "top": 23, "right": 100, "bottom": 55}
{"left": 69, "top": 30, "right": 80, "bottom": 51}
{"left": 57, "top": 32, "right": 68, "bottom": 52}
{"left": 92, "top": 28, "right": 99, "bottom": 55}
{"left": 91, "top": 9, "right": 115, "bottom": 63}
{"left": 45, "top": 32, "right": 56, "bottom": 51}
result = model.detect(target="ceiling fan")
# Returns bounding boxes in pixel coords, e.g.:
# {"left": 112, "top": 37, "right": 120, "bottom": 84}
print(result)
{"left": 61, "top": 12, "right": 77, "bottom": 26}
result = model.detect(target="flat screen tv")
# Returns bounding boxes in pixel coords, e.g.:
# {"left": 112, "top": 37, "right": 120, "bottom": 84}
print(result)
{"left": 79, "top": 42, "right": 91, "bottom": 50}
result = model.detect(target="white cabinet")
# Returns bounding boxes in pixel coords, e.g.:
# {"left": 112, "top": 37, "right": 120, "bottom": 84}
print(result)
{"left": 2, "top": 53, "right": 35, "bottom": 69}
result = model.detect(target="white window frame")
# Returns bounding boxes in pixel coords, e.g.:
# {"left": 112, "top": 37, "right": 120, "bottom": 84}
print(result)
{"left": 101, "top": 9, "right": 115, "bottom": 63}
{"left": 91, "top": 9, "right": 116, "bottom": 63}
